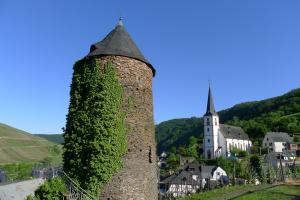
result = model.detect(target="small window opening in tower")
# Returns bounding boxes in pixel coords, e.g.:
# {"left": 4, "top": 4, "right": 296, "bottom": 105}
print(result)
{"left": 206, "top": 118, "right": 210, "bottom": 126}
{"left": 148, "top": 146, "right": 152, "bottom": 163}
{"left": 207, "top": 127, "right": 209, "bottom": 132}
{"left": 208, "top": 139, "right": 210, "bottom": 143}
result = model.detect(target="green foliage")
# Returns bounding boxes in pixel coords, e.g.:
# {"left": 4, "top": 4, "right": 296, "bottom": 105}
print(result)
{"left": 33, "top": 177, "right": 67, "bottom": 200}
{"left": 230, "top": 147, "right": 248, "bottom": 157}
{"left": 0, "top": 163, "right": 33, "bottom": 182}
{"left": 156, "top": 117, "right": 202, "bottom": 154}
{"left": 41, "top": 156, "right": 53, "bottom": 166}
{"left": 50, "top": 145, "right": 61, "bottom": 155}
{"left": 156, "top": 88, "right": 300, "bottom": 153}
{"left": 63, "top": 58, "right": 126, "bottom": 197}
{"left": 249, "top": 155, "right": 267, "bottom": 182}
{"left": 166, "top": 153, "right": 180, "bottom": 171}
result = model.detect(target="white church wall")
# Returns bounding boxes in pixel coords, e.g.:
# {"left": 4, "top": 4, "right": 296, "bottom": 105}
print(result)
{"left": 218, "top": 132, "right": 226, "bottom": 156}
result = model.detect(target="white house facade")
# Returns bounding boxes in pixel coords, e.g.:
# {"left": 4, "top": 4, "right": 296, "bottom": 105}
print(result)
{"left": 263, "top": 132, "right": 298, "bottom": 153}
{"left": 203, "top": 86, "right": 252, "bottom": 159}
{"left": 160, "top": 164, "right": 228, "bottom": 197}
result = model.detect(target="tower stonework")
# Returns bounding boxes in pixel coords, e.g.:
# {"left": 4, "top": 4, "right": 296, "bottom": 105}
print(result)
{"left": 86, "top": 21, "right": 157, "bottom": 200}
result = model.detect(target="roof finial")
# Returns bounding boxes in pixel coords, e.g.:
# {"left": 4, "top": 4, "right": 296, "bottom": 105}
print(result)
{"left": 118, "top": 17, "right": 124, "bottom": 26}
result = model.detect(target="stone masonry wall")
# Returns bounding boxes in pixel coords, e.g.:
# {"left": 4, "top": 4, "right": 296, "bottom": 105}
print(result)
{"left": 97, "top": 56, "right": 158, "bottom": 200}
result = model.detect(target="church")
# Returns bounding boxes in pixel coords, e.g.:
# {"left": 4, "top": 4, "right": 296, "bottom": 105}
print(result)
{"left": 203, "top": 86, "right": 252, "bottom": 159}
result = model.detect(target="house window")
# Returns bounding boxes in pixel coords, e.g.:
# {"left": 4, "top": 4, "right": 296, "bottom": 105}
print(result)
{"left": 207, "top": 128, "right": 210, "bottom": 132}
{"left": 269, "top": 142, "right": 272, "bottom": 146}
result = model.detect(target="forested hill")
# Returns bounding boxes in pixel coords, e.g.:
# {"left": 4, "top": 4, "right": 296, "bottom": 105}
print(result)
{"left": 156, "top": 88, "right": 300, "bottom": 154}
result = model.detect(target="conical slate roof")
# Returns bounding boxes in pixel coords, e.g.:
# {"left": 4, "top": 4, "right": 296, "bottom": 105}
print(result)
{"left": 87, "top": 22, "right": 155, "bottom": 76}
{"left": 204, "top": 86, "right": 217, "bottom": 116}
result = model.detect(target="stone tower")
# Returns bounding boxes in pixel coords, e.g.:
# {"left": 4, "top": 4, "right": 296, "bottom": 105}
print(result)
{"left": 203, "top": 85, "right": 220, "bottom": 159}
{"left": 85, "top": 20, "right": 157, "bottom": 200}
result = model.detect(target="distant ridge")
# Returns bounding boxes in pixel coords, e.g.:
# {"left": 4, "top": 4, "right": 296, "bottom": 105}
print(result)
{"left": 35, "top": 134, "right": 64, "bottom": 144}
{"left": 0, "top": 123, "right": 61, "bottom": 164}
{"left": 156, "top": 88, "right": 300, "bottom": 153}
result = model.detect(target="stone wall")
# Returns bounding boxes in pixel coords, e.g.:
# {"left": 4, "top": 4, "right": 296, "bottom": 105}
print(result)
{"left": 97, "top": 56, "right": 158, "bottom": 200}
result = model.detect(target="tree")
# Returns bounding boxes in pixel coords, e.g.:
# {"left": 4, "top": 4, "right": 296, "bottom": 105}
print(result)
{"left": 250, "top": 155, "right": 264, "bottom": 182}
{"left": 63, "top": 58, "right": 126, "bottom": 197}
{"left": 166, "top": 153, "right": 179, "bottom": 170}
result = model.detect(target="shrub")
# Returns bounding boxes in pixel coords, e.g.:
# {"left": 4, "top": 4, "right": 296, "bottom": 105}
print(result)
{"left": 33, "top": 177, "right": 67, "bottom": 200}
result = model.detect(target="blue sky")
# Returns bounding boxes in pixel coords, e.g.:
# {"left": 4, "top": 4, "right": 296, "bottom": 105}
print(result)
{"left": 0, "top": 0, "right": 299, "bottom": 134}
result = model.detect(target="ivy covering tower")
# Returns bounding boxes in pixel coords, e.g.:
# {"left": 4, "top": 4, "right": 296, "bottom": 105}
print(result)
{"left": 63, "top": 58, "right": 126, "bottom": 196}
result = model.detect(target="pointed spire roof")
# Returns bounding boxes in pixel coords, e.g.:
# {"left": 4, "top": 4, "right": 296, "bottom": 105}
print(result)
{"left": 87, "top": 19, "right": 155, "bottom": 76}
{"left": 204, "top": 85, "right": 217, "bottom": 116}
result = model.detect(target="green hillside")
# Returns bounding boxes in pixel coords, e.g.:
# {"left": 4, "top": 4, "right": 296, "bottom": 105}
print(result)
{"left": 156, "top": 88, "right": 300, "bottom": 154}
{"left": 35, "top": 134, "right": 64, "bottom": 144}
{"left": 0, "top": 123, "right": 62, "bottom": 164}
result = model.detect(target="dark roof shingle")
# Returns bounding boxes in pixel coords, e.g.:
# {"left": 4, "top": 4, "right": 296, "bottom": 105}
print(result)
{"left": 265, "top": 132, "right": 294, "bottom": 143}
{"left": 87, "top": 23, "right": 155, "bottom": 76}
{"left": 219, "top": 124, "right": 249, "bottom": 140}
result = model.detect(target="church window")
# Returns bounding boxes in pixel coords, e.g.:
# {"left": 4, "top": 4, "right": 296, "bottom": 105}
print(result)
{"left": 206, "top": 118, "right": 210, "bottom": 125}
{"left": 207, "top": 128, "right": 210, "bottom": 132}
{"left": 267, "top": 138, "right": 269, "bottom": 141}
{"left": 208, "top": 139, "right": 210, "bottom": 143}
{"left": 214, "top": 118, "right": 217, "bottom": 125}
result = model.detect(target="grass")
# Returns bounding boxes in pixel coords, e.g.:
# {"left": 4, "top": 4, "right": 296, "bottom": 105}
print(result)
{"left": 179, "top": 185, "right": 259, "bottom": 200}
{"left": 234, "top": 185, "right": 300, "bottom": 200}
{"left": 0, "top": 123, "right": 62, "bottom": 164}
{"left": 179, "top": 184, "right": 300, "bottom": 200}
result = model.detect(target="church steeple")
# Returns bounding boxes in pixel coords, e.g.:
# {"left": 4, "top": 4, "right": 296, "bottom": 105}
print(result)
{"left": 205, "top": 85, "right": 217, "bottom": 116}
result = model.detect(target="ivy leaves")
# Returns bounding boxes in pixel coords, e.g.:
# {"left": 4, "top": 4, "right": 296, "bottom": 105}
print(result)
{"left": 63, "top": 57, "right": 126, "bottom": 197}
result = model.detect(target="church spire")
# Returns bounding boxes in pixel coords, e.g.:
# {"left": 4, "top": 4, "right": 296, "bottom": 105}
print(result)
{"left": 205, "top": 84, "right": 217, "bottom": 116}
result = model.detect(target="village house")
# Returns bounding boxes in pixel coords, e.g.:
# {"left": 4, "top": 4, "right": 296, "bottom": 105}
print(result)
{"left": 160, "top": 164, "right": 227, "bottom": 197}
{"left": 265, "top": 151, "right": 296, "bottom": 169}
{"left": 263, "top": 132, "right": 298, "bottom": 153}
{"left": 157, "top": 152, "right": 167, "bottom": 168}
{"left": 203, "top": 86, "right": 252, "bottom": 159}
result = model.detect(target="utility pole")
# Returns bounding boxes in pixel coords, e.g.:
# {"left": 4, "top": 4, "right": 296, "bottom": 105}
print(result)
{"left": 259, "top": 147, "right": 261, "bottom": 156}
{"left": 279, "top": 153, "right": 284, "bottom": 182}
{"left": 267, "top": 147, "right": 271, "bottom": 183}
{"left": 233, "top": 159, "right": 236, "bottom": 185}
